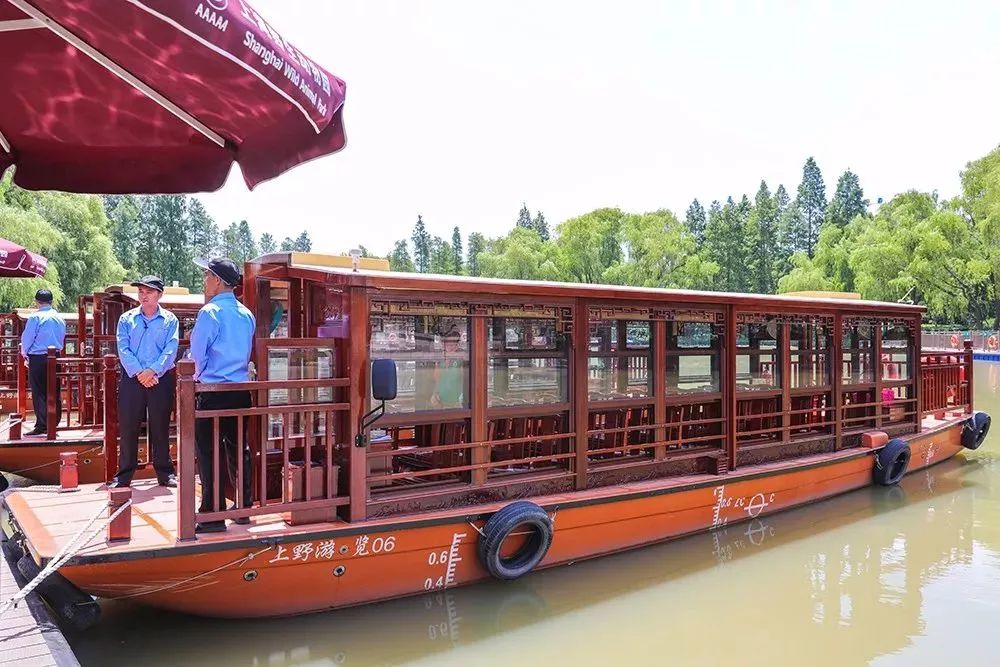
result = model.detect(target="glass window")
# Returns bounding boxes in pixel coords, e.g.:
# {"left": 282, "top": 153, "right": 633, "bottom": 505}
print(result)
{"left": 588, "top": 320, "right": 652, "bottom": 399}
{"left": 666, "top": 321, "right": 721, "bottom": 395}
{"left": 489, "top": 318, "right": 568, "bottom": 406}
{"left": 371, "top": 314, "right": 470, "bottom": 413}
{"left": 737, "top": 319, "right": 781, "bottom": 391}
{"left": 842, "top": 321, "right": 875, "bottom": 385}
{"left": 266, "top": 346, "right": 337, "bottom": 439}
{"left": 261, "top": 281, "right": 290, "bottom": 338}
{"left": 789, "top": 322, "right": 829, "bottom": 388}
{"left": 881, "top": 323, "right": 912, "bottom": 380}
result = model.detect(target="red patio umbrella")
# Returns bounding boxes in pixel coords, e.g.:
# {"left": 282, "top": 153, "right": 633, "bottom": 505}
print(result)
{"left": 0, "top": 237, "right": 47, "bottom": 277}
{"left": 0, "top": 0, "right": 346, "bottom": 194}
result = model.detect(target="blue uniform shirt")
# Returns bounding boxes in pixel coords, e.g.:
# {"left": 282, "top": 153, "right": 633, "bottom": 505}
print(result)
{"left": 20, "top": 305, "right": 66, "bottom": 357}
{"left": 117, "top": 307, "right": 179, "bottom": 378}
{"left": 189, "top": 292, "right": 255, "bottom": 383}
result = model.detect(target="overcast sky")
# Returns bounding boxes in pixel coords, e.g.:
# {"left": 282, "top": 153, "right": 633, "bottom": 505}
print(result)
{"left": 199, "top": 0, "right": 1000, "bottom": 255}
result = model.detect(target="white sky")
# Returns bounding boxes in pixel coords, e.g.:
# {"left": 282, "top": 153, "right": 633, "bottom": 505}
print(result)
{"left": 199, "top": 0, "right": 1000, "bottom": 255}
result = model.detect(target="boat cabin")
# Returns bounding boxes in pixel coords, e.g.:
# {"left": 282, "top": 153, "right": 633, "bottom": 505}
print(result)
{"left": 168, "top": 251, "right": 935, "bottom": 530}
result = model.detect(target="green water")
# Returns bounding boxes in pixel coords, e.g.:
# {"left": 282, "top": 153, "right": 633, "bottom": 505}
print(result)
{"left": 64, "top": 362, "right": 1000, "bottom": 666}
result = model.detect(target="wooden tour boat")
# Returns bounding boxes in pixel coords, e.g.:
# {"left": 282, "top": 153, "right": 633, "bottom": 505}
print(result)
{"left": 0, "top": 283, "right": 203, "bottom": 487}
{"left": 0, "top": 252, "right": 991, "bottom": 626}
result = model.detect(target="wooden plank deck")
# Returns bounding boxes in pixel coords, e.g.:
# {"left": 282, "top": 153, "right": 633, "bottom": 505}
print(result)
{"left": 0, "top": 532, "right": 80, "bottom": 667}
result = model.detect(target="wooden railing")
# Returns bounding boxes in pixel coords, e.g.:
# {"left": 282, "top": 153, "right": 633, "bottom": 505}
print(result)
{"left": 920, "top": 342, "right": 974, "bottom": 418}
{"left": 175, "top": 358, "right": 352, "bottom": 540}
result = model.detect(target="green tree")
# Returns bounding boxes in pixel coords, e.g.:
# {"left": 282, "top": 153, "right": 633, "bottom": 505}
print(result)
{"left": 703, "top": 197, "right": 747, "bottom": 291}
{"left": 554, "top": 208, "right": 625, "bottom": 283}
{"left": 745, "top": 180, "right": 780, "bottom": 293}
{"left": 516, "top": 203, "right": 532, "bottom": 230}
{"left": 795, "top": 157, "right": 827, "bottom": 257}
{"left": 293, "top": 231, "right": 312, "bottom": 252}
{"left": 531, "top": 211, "right": 550, "bottom": 241}
{"left": 259, "top": 232, "right": 277, "bottom": 254}
{"left": 684, "top": 199, "right": 707, "bottom": 243}
{"left": 478, "top": 227, "right": 561, "bottom": 280}
{"left": 602, "top": 210, "right": 718, "bottom": 288}
{"left": 956, "top": 145, "right": 1000, "bottom": 326}
{"left": 827, "top": 170, "right": 868, "bottom": 228}
{"left": 428, "top": 236, "right": 455, "bottom": 275}
{"left": 451, "top": 226, "right": 464, "bottom": 274}
{"left": 411, "top": 215, "right": 430, "bottom": 273}
{"left": 186, "top": 198, "right": 219, "bottom": 288}
{"left": 280, "top": 237, "right": 295, "bottom": 252}
{"left": 103, "top": 195, "right": 141, "bottom": 277}
{"left": 466, "top": 232, "right": 486, "bottom": 277}
{"left": 31, "top": 192, "right": 124, "bottom": 304}
{"left": 388, "top": 239, "right": 415, "bottom": 272}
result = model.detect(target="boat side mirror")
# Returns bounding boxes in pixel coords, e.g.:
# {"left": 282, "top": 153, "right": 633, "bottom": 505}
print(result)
{"left": 371, "top": 359, "right": 397, "bottom": 401}
{"left": 356, "top": 359, "right": 396, "bottom": 447}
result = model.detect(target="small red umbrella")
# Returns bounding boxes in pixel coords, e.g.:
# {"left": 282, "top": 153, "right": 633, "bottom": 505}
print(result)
{"left": 0, "top": 237, "right": 47, "bottom": 278}
{"left": 0, "top": 0, "right": 346, "bottom": 194}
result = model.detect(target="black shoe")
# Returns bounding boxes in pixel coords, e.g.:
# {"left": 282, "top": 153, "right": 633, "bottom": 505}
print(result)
{"left": 108, "top": 479, "right": 131, "bottom": 489}
{"left": 25, "top": 427, "right": 45, "bottom": 436}
{"left": 195, "top": 521, "right": 227, "bottom": 533}
{"left": 228, "top": 504, "right": 250, "bottom": 525}
{"left": 158, "top": 474, "right": 178, "bottom": 488}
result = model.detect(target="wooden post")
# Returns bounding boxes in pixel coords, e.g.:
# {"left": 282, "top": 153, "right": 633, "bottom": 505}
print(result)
{"left": 964, "top": 339, "right": 974, "bottom": 413}
{"left": 874, "top": 322, "right": 883, "bottom": 428}
{"left": 46, "top": 346, "right": 58, "bottom": 440}
{"left": 16, "top": 344, "right": 27, "bottom": 419}
{"left": 832, "top": 313, "right": 843, "bottom": 450}
{"left": 107, "top": 487, "right": 132, "bottom": 542}
{"left": 77, "top": 296, "right": 86, "bottom": 356}
{"left": 653, "top": 319, "right": 667, "bottom": 461}
{"left": 725, "top": 306, "right": 737, "bottom": 470}
{"left": 102, "top": 355, "right": 119, "bottom": 483}
{"left": 781, "top": 322, "right": 791, "bottom": 444}
{"left": 470, "top": 316, "right": 488, "bottom": 486}
{"left": 912, "top": 318, "right": 923, "bottom": 429}
{"left": 573, "top": 299, "right": 589, "bottom": 489}
{"left": 347, "top": 287, "right": 370, "bottom": 522}
{"left": 176, "top": 359, "right": 197, "bottom": 540}
{"left": 59, "top": 452, "right": 79, "bottom": 491}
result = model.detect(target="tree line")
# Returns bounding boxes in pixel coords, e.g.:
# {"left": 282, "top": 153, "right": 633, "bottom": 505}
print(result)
{"left": 0, "top": 177, "right": 314, "bottom": 310}
{"left": 386, "top": 149, "right": 1000, "bottom": 328}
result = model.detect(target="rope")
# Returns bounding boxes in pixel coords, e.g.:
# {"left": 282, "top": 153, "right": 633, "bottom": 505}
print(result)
{"left": 8, "top": 446, "right": 102, "bottom": 476}
{"left": 0, "top": 498, "right": 132, "bottom": 615}
{"left": 101, "top": 546, "right": 274, "bottom": 600}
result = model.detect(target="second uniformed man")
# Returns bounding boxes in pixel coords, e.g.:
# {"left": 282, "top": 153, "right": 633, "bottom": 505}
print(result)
{"left": 189, "top": 257, "right": 256, "bottom": 533}
{"left": 110, "top": 276, "right": 179, "bottom": 488}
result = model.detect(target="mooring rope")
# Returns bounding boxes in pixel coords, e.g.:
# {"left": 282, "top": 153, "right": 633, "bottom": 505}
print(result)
{"left": 0, "top": 499, "right": 132, "bottom": 615}
{"left": 101, "top": 545, "right": 274, "bottom": 600}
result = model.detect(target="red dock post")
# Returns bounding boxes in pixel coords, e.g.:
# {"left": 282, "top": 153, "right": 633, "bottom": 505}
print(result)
{"left": 107, "top": 487, "right": 132, "bottom": 542}
{"left": 59, "top": 452, "right": 79, "bottom": 491}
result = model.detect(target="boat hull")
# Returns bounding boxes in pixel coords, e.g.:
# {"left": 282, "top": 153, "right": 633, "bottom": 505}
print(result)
{"left": 0, "top": 441, "right": 106, "bottom": 484}
{"left": 50, "top": 424, "right": 965, "bottom": 619}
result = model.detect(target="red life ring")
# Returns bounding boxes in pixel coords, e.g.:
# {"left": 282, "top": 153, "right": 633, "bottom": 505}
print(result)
{"left": 949, "top": 334, "right": 960, "bottom": 348}
{"left": 988, "top": 335, "right": 999, "bottom": 350}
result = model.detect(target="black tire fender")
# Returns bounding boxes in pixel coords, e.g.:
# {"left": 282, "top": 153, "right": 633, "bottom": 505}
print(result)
{"left": 16, "top": 553, "right": 101, "bottom": 631}
{"left": 477, "top": 501, "right": 553, "bottom": 580}
{"left": 873, "top": 438, "right": 910, "bottom": 486}
{"left": 961, "top": 412, "right": 991, "bottom": 450}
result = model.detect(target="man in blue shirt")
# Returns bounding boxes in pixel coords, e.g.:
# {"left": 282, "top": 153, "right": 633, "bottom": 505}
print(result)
{"left": 20, "top": 289, "right": 66, "bottom": 436}
{"left": 110, "top": 276, "right": 179, "bottom": 488}
{"left": 189, "top": 257, "right": 256, "bottom": 533}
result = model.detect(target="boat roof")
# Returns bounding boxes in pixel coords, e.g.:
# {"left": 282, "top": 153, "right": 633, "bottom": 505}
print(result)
{"left": 253, "top": 252, "right": 924, "bottom": 315}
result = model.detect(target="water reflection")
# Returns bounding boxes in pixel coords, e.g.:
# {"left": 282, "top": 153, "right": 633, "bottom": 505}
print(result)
{"left": 66, "top": 364, "right": 1000, "bottom": 666}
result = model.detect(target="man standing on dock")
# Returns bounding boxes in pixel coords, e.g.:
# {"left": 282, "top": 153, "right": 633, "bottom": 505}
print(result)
{"left": 110, "top": 276, "right": 179, "bottom": 488}
{"left": 20, "top": 289, "right": 66, "bottom": 436}
{"left": 189, "top": 257, "right": 256, "bottom": 533}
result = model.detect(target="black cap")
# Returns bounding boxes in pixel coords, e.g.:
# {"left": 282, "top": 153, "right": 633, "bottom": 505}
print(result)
{"left": 34, "top": 289, "right": 53, "bottom": 304}
{"left": 130, "top": 275, "right": 165, "bottom": 292}
{"left": 193, "top": 257, "right": 241, "bottom": 287}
